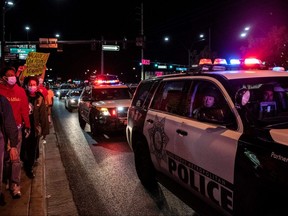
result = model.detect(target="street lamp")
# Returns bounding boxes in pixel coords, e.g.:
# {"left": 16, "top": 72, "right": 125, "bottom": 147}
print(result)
{"left": 164, "top": 33, "right": 206, "bottom": 67}
{"left": 240, "top": 26, "right": 250, "bottom": 38}
{"left": 1, "top": 0, "right": 14, "bottom": 68}
{"left": 25, "top": 26, "right": 30, "bottom": 41}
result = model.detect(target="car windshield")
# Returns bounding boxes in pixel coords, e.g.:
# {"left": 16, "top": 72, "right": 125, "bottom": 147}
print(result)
{"left": 71, "top": 90, "right": 81, "bottom": 96}
{"left": 92, "top": 88, "right": 132, "bottom": 101}
{"left": 60, "top": 85, "right": 72, "bottom": 89}
{"left": 229, "top": 77, "right": 288, "bottom": 127}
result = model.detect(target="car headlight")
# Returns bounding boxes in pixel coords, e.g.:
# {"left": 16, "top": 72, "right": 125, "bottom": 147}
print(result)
{"left": 117, "top": 107, "right": 124, "bottom": 112}
{"left": 100, "top": 108, "right": 111, "bottom": 116}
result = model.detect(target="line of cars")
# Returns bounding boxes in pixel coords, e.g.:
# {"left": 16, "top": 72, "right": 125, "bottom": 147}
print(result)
{"left": 57, "top": 76, "right": 138, "bottom": 115}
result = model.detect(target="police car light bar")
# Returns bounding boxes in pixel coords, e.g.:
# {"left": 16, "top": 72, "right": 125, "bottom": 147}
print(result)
{"left": 94, "top": 79, "right": 120, "bottom": 85}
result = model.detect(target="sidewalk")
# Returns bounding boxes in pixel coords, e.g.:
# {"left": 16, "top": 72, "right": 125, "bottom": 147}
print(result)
{"left": 0, "top": 121, "right": 78, "bottom": 216}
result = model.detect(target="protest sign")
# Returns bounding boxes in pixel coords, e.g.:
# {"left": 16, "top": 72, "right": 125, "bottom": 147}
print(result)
{"left": 23, "top": 52, "right": 50, "bottom": 77}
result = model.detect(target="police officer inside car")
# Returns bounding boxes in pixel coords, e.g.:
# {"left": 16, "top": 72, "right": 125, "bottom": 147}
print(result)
{"left": 193, "top": 87, "right": 219, "bottom": 121}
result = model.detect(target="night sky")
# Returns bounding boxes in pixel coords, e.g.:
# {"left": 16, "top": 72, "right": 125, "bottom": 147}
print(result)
{"left": 4, "top": 0, "right": 288, "bottom": 82}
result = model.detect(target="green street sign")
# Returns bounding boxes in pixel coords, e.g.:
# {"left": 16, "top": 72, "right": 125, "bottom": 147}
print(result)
{"left": 10, "top": 48, "right": 36, "bottom": 54}
{"left": 102, "top": 45, "right": 120, "bottom": 51}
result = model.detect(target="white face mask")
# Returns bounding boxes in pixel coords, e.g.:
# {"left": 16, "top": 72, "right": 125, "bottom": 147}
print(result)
{"left": 7, "top": 76, "right": 17, "bottom": 86}
{"left": 28, "top": 86, "right": 38, "bottom": 94}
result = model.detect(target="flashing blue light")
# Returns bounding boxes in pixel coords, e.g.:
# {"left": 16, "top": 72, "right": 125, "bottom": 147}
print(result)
{"left": 272, "top": 67, "right": 285, "bottom": 72}
{"left": 230, "top": 59, "right": 241, "bottom": 65}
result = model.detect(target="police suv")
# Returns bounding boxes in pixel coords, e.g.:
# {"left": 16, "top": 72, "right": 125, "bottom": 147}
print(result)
{"left": 126, "top": 61, "right": 288, "bottom": 216}
{"left": 78, "top": 75, "right": 132, "bottom": 136}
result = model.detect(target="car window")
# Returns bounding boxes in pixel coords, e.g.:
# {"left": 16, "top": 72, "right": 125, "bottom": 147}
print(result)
{"left": 150, "top": 79, "right": 192, "bottom": 116}
{"left": 71, "top": 90, "right": 81, "bottom": 96}
{"left": 81, "top": 87, "right": 91, "bottom": 100}
{"left": 133, "top": 80, "right": 159, "bottom": 109}
{"left": 92, "top": 88, "right": 132, "bottom": 101}
{"left": 190, "top": 80, "right": 237, "bottom": 129}
{"left": 60, "top": 84, "right": 71, "bottom": 89}
{"left": 229, "top": 77, "right": 288, "bottom": 127}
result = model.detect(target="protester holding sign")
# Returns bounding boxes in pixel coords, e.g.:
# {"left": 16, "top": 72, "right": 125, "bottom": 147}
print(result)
{"left": 17, "top": 52, "right": 50, "bottom": 87}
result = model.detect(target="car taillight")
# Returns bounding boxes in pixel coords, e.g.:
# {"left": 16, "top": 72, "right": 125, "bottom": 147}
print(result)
{"left": 111, "top": 109, "right": 117, "bottom": 116}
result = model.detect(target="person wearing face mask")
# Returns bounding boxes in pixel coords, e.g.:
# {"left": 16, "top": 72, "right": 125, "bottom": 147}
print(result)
{"left": 21, "top": 76, "right": 49, "bottom": 179}
{"left": 0, "top": 66, "right": 31, "bottom": 199}
{"left": 37, "top": 76, "right": 48, "bottom": 100}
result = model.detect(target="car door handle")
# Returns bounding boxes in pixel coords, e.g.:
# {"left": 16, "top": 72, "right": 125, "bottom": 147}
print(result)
{"left": 176, "top": 129, "right": 188, "bottom": 136}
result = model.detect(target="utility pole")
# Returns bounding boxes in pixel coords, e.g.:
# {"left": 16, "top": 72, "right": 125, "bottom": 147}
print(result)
{"left": 1, "top": 0, "right": 14, "bottom": 69}
{"left": 140, "top": 2, "right": 144, "bottom": 80}
{"left": 1, "top": 0, "right": 6, "bottom": 69}
{"left": 101, "top": 36, "right": 104, "bottom": 74}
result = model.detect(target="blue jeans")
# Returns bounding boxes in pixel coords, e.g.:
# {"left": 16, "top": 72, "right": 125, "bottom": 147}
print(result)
{"left": 3, "top": 128, "right": 22, "bottom": 186}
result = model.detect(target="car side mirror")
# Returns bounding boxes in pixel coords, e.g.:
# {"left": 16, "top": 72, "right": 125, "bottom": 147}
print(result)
{"left": 235, "top": 88, "right": 250, "bottom": 107}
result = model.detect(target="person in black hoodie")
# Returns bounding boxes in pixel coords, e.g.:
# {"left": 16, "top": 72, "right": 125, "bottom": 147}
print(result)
{"left": 0, "top": 95, "right": 19, "bottom": 205}
{"left": 21, "top": 76, "right": 49, "bottom": 179}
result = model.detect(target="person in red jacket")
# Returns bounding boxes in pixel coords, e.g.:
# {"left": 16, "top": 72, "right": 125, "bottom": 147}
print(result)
{"left": 0, "top": 66, "right": 31, "bottom": 198}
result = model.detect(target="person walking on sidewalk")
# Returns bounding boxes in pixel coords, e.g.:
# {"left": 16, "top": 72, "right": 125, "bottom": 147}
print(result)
{"left": 21, "top": 76, "right": 49, "bottom": 178}
{"left": 0, "top": 66, "right": 31, "bottom": 198}
{"left": 0, "top": 95, "right": 19, "bottom": 205}
{"left": 45, "top": 83, "right": 54, "bottom": 124}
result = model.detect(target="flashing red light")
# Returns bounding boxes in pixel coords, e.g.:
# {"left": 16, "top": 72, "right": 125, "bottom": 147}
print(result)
{"left": 94, "top": 79, "right": 120, "bottom": 85}
{"left": 244, "top": 58, "right": 262, "bottom": 65}
{"left": 199, "top": 59, "right": 213, "bottom": 65}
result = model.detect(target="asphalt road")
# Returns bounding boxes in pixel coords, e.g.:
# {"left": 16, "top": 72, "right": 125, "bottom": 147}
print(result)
{"left": 52, "top": 97, "right": 198, "bottom": 216}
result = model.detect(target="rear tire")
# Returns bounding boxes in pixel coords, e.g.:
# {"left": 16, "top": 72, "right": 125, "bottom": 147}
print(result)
{"left": 67, "top": 106, "right": 73, "bottom": 112}
{"left": 90, "top": 115, "right": 99, "bottom": 137}
{"left": 133, "top": 137, "right": 157, "bottom": 190}
{"left": 78, "top": 111, "right": 86, "bottom": 129}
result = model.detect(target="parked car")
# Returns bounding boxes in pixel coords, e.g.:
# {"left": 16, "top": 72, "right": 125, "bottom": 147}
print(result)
{"left": 56, "top": 83, "right": 73, "bottom": 99}
{"left": 78, "top": 74, "right": 133, "bottom": 136}
{"left": 126, "top": 60, "right": 288, "bottom": 216}
{"left": 64, "top": 88, "right": 82, "bottom": 112}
